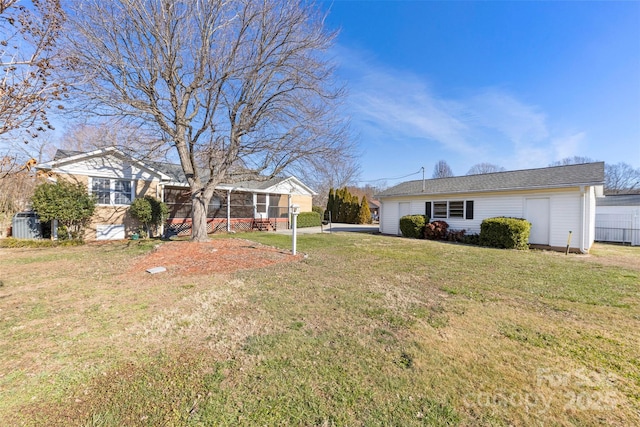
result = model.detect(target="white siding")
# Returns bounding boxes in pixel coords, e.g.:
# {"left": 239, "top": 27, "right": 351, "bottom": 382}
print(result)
{"left": 596, "top": 204, "right": 640, "bottom": 246}
{"left": 54, "top": 154, "right": 158, "bottom": 181}
{"left": 585, "top": 186, "right": 597, "bottom": 250}
{"left": 597, "top": 205, "right": 640, "bottom": 215}
{"left": 267, "top": 179, "right": 314, "bottom": 196}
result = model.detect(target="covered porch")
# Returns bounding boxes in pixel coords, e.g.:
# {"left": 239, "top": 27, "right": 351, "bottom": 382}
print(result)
{"left": 163, "top": 187, "right": 294, "bottom": 237}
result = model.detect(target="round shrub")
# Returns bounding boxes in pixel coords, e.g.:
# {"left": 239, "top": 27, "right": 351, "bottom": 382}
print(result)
{"left": 399, "top": 215, "right": 426, "bottom": 238}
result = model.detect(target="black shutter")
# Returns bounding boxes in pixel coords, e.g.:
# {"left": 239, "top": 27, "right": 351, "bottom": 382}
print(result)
{"left": 465, "top": 200, "right": 474, "bottom": 219}
{"left": 425, "top": 202, "right": 431, "bottom": 219}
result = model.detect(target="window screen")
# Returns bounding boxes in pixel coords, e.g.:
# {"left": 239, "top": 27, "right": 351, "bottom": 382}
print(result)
{"left": 433, "top": 201, "right": 447, "bottom": 218}
{"left": 449, "top": 201, "right": 464, "bottom": 218}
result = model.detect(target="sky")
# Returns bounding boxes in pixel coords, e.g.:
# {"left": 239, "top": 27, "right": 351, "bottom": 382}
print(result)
{"left": 320, "top": 0, "right": 640, "bottom": 186}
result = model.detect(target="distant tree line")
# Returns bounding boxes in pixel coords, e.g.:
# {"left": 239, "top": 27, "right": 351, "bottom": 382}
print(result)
{"left": 549, "top": 156, "right": 640, "bottom": 195}
{"left": 432, "top": 157, "right": 640, "bottom": 195}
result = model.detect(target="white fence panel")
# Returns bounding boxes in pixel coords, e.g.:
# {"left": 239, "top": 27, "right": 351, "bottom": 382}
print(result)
{"left": 595, "top": 212, "right": 640, "bottom": 246}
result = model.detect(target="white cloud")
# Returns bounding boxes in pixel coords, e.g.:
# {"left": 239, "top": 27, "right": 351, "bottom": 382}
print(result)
{"left": 335, "top": 46, "right": 577, "bottom": 174}
{"left": 343, "top": 59, "right": 475, "bottom": 155}
{"left": 551, "top": 132, "right": 587, "bottom": 161}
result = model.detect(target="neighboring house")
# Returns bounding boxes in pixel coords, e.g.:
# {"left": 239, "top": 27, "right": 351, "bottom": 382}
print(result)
{"left": 37, "top": 147, "right": 316, "bottom": 240}
{"left": 368, "top": 199, "right": 380, "bottom": 222}
{"left": 595, "top": 194, "right": 640, "bottom": 246}
{"left": 376, "top": 162, "right": 604, "bottom": 253}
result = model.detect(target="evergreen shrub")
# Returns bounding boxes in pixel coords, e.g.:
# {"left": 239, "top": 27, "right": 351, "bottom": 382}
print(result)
{"left": 296, "top": 211, "right": 321, "bottom": 228}
{"left": 399, "top": 215, "right": 426, "bottom": 238}
{"left": 479, "top": 217, "right": 531, "bottom": 250}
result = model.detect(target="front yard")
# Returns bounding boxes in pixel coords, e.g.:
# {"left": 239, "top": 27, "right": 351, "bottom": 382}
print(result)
{"left": 0, "top": 234, "right": 638, "bottom": 426}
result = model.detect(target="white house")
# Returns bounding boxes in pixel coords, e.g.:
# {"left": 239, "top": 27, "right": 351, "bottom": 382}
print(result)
{"left": 595, "top": 194, "right": 640, "bottom": 246}
{"left": 376, "top": 162, "right": 605, "bottom": 253}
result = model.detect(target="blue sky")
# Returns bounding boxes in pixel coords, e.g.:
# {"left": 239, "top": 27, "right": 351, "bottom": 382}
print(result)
{"left": 320, "top": 0, "right": 640, "bottom": 185}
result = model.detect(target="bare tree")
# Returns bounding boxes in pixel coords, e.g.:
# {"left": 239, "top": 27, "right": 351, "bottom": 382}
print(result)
{"left": 296, "top": 152, "right": 361, "bottom": 207}
{"left": 549, "top": 156, "right": 594, "bottom": 167}
{"left": 549, "top": 156, "right": 640, "bottom": 194}
{"left": 466, "top": 162, "right": 505, "bottom": 175}
{"left": 54, "top": 119, "right": 169, "bottom": 162}
{"left": 0, "top": 0, "right": 65, "bottom": 139}
{"left": 605, "top": 162, "right": 640, "bottom": 195}
{"left": 65, "top": 0, "right": 350, "bottom": 241}
{"left": 432, "top": 160, "right": 454, "bottom": 179}
{"left": 0, "top": 137, "right": 51, "bottom": 236}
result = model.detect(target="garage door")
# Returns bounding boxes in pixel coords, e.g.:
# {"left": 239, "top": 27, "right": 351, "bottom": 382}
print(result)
{"left": 525, "top": 198, "right": 550, "bottom": 245}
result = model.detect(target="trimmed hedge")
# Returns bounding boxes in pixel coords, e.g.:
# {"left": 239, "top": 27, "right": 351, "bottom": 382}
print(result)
{"left": 296, "top": 211, "right": 322, "bottom": 228}
{"left": 399, "top": 215, "right": 426, "bottom": 238}
{"left": 479, "top": 217, "right": 531, "bottom": 250}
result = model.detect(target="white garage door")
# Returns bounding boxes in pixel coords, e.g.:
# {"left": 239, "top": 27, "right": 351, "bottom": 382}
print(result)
{"left": 525, "top": 198, "right": 550, "bottom": 245}
{"left": 96, "top": 224, "right": 125, "bottom": 240}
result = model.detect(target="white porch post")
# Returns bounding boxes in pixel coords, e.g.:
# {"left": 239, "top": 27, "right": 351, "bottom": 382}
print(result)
{"left": 227, "top": 190, "right": 231, "bottom": 232}
{"left": 158, "top": 183, "right": 165, "bottom": 237}
{"left": 291, "top": 204, "right": 300, "bottom": 255}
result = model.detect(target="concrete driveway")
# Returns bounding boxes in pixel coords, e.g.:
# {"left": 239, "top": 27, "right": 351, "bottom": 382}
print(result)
{"left": 275, "top": 223, "right": 380, "bottom": 235}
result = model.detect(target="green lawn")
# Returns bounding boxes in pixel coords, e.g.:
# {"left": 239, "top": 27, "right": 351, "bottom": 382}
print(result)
{"left": 0, "top": 234, "right": 638, "bottom": 426}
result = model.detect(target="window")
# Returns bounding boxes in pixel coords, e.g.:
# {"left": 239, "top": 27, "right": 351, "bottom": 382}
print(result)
{"left": 256, "top": 194, "right": 267, "bottom": 214}
{"left": 91, "top": 178, "right": 134, "bottom": 205}
{"left": 209, "top": 196, "right": 222, "bottom": 210}
{"left": 433, "top": 201, "right": 447, "bottom": 218}
{"left": 449, "top": 201, "right": 464, "bottom": 218}
{"left": 92, "top": 178, "right": 111, "bottom": 205}
{"left": 428, "top": 200, "right": 474, "bottom": 219}
{"left": 114, "top": 180, "right": 132, "bottom": 205}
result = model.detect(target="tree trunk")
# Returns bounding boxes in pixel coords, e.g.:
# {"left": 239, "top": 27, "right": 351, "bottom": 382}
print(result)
{"left": 191, "top": 194, "right": 210, "bottom": 242}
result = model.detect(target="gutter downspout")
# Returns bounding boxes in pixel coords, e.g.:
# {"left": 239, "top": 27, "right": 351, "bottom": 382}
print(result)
{"left": 580, "top": 186, "right": 587, "bottom": 253}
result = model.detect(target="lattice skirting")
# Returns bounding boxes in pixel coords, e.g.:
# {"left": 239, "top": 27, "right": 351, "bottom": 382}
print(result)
{"left": 165, "top": 218, "right": 288, "bottom": 237}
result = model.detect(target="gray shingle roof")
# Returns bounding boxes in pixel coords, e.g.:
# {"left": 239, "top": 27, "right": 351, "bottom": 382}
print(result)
{"left": 596, "top": 194, "right": 640, "bottom": 207}
{"left": 377, "top": 162, "right": 605, "bottom": 198}
{"left": 226, "top": 176, "right": 289, "bottom": 190}
{"left": 51, "top": 148, "right": 298, "bottom": 191}
{"left": 54, "top": 149, "right": 83, "bottom": 160}
{"left": 146, "top": 160, "right": 190, "bottom": 184}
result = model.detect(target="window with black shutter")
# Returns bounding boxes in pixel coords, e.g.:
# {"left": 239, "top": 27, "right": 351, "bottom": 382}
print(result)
{"left": 425, "top": 201, "right": 431, "bottom": 219}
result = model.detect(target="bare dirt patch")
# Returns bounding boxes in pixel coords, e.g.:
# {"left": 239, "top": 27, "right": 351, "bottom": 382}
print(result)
{"left": 127, "top": 238, "right": 302, "bottom": 276}
{"left": 578, "top": 243, "right": 640, "bottom": 272}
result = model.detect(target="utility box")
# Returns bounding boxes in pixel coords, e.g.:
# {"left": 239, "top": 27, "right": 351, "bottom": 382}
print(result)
{"left": 12, "top": 212, "right": 42, "bottom": 239}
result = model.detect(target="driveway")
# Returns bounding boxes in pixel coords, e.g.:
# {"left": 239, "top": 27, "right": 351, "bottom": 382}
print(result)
{"left": 275, "top": 223, "right": 380, "bottom": 235}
